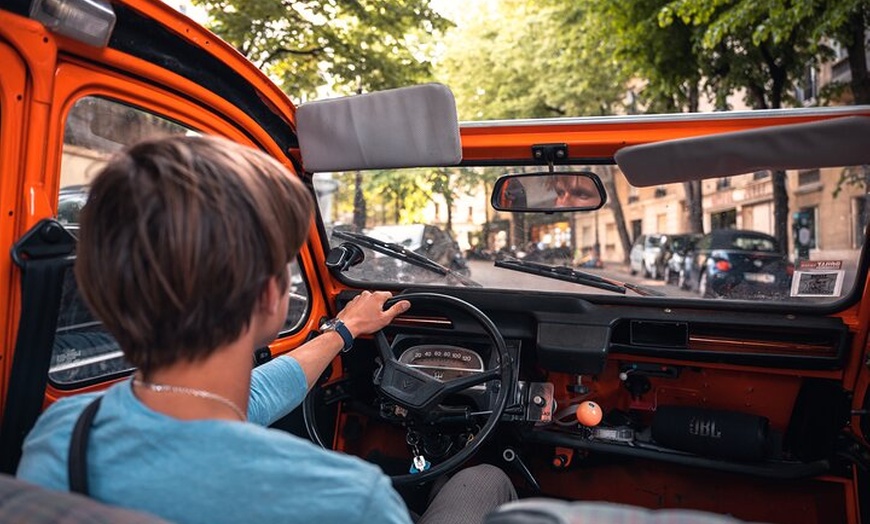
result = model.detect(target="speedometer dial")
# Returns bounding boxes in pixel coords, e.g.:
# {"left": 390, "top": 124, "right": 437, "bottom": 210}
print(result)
{"left": 398, "top": 345, "right": 484, "bottom": 382}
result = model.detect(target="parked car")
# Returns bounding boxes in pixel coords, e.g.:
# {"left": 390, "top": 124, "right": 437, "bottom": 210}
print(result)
{"left": 365, "top": 224, "right": 470, "bottom": 281}
{"left": 628, "top": 233, "right": 668, "bottom": 279}
{"left": 662, "top": 233, "right": 702, "bottom": 288}
{"left": 687, "top": 229, "right": 793, "bottom": 298}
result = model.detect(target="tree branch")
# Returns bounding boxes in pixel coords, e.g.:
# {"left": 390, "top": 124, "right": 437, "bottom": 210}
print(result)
{"left": 261, "top": 46, "right": 326, "bottom": 65}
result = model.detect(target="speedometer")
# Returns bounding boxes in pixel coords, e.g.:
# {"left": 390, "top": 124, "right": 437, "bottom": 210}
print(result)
{"left": 398, "top": 345, "right": 484, "bottom": 382}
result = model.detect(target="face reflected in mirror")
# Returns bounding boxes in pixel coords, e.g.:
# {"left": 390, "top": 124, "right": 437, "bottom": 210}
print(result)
{"left": 491, "top": 172, "right": 605, "bottom": 212}
{"left": 547, "top": 174, "right": 602, "bottom": 209}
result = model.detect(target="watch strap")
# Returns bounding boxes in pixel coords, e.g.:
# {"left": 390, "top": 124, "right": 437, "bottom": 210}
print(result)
{"left": 323, "top": 319, "right": 354, "bottom": 352}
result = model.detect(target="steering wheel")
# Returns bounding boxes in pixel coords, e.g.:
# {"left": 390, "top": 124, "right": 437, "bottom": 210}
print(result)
{"left": 374, "top": 292, "right": 512, "bottom": 485}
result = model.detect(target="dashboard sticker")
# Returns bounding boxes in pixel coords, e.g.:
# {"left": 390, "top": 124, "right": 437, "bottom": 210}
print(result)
{"left": 791, "top": 260, "right": 844, "bottom": 297}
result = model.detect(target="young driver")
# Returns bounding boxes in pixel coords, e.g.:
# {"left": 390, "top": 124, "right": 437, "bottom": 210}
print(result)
{"left": 17, "top": 135, "right": 515, "bottom": 523}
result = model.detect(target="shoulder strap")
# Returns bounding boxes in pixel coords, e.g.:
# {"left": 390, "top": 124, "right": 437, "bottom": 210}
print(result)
{"left": 68, "top": 397, "right": 103, "bottom": 496}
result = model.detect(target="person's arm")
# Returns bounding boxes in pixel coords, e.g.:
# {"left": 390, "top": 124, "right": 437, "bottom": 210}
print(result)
{"left": 292, "top": 291, "right": 409, "bottom": 389}
{"left": 247, "top": 291, "right": 409, "bottom": 425}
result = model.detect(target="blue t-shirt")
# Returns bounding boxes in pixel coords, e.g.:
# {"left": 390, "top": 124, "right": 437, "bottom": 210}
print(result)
{"left": 17, "top": 356, "right": 412, "bottom": 524}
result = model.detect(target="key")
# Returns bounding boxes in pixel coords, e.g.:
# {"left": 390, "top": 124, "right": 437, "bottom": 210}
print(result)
{"left": 409, "top": 455, "right": 431, "bottom": 474}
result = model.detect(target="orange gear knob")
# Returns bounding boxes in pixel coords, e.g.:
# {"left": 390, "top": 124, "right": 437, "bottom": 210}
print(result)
{"left": 575, "top": 401, "right": 603, "bottom": 427}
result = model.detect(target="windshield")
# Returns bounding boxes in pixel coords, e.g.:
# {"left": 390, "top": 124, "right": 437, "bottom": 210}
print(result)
{"left": 314, "top": 166, "right": 866, "bottom": 305}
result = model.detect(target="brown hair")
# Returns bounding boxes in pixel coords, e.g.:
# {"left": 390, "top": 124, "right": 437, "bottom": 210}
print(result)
{"left": 75, "top": 135, "right": 313, "bottom": 376}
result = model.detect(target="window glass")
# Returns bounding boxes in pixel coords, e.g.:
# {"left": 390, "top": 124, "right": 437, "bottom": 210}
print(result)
{"left": 53, "top": 97, "right": 197, "bottom": 386}
{"left": 51, "top": 96, "right": 309, "bottom": 386}
{"left": 282, "top": 259, "right": 309, "bottom": 333}
{"left": 314, "top": 167, "right": 865, "bottom": 306}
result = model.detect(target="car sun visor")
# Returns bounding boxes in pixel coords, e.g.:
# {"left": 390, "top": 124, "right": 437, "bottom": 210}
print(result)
{"left": 615, "top": 116, "right": 870, "bottom": 187}
{"left": 296, "top": 83, "right": 462, "bottom": 173}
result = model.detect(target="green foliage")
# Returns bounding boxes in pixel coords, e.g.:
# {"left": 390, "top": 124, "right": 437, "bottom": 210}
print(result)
{"left": 437, "top": 0, "right": 628, "bottom": 119}
{"left": 327, "top": 167, "right": 491, "bottom": 234}
{"left": 833, "top": 165, "right": 870, "bottom": 197}
{"left": 193, "top": 0, "right": 451, "bottom": 99}
{"left": 591, "top": 0, "right": 704, "bottom": 112}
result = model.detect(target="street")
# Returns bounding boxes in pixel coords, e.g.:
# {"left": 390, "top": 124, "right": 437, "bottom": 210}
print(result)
{"left": 465, "top": 260, "right": 699, "bottom": 297}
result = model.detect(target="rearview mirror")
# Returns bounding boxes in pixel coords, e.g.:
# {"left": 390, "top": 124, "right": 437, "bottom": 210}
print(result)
{"left": 490, "top": 172, "right": 606, "bottom": 212}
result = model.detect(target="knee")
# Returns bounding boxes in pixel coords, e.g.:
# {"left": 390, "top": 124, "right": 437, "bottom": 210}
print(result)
{"left": 453, "top": 464, "right": 517, "bottom": 502}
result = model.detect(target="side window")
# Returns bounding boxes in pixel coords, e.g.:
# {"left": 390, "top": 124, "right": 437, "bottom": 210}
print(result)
{"left": 51, "top": 96, "right": 309, "bottom": 386}
{"left": 282, "top": 259, "right": 309, "bottom": 333}
{"left": 52, "top": 97, "right": 197, "bottom": 386}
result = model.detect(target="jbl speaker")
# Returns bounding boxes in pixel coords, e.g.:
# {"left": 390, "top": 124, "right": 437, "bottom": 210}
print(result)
{"left": 652, "top": 406, "right": 770, "bottom": 461}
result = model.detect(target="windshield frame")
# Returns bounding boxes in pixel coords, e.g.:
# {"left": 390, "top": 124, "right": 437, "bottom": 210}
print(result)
{"left": 311, "top": 108, "right": 870, "bottom": 316}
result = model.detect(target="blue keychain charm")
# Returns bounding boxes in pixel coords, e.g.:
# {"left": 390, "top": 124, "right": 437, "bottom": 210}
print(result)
{"left": 410, "top": 455, "right": 431, "bottom": 474}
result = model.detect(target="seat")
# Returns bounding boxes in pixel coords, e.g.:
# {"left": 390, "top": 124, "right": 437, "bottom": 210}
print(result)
{"left": 0, "top": 474, "right": 168, "bottom": 523}
{"left": 485, "top": 499, "right": 762, "bottom": 524}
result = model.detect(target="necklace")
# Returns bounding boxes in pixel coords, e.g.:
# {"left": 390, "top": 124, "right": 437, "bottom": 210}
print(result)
{"left": 132, "top": 379, "right": 247, "bottom": 422}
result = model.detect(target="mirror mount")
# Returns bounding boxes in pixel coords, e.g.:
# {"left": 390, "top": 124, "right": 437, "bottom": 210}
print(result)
{"left": 531, "top": 143, "right": 568, "bottom": 173}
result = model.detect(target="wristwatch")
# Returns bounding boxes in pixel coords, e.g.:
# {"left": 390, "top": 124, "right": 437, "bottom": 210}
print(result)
{"left": 320, "top": 318, "right": 354, "bottom": 352}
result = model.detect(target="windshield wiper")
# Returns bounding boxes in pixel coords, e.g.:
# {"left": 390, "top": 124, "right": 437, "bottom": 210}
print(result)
{"left": 332, "top": 230, "right": 481, "bottom": 288}
{"left": 494, "top": 257, "right": 665, "bottom": 296}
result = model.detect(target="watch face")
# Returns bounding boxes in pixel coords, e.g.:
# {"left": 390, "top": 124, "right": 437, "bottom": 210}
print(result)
{"left": 321, "top": 319, "right": 338, "bottom": 331}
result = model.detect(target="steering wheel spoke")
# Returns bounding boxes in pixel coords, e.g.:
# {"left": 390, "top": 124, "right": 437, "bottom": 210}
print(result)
{"left": 442, "top": 367, "right": 501, "bottom": 396}
{"left": 379, "top": 359, "right": 445, "bottom": 410}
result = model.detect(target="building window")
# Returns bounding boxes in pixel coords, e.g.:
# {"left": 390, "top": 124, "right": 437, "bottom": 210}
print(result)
{"left": 795, "top": 66, "right": 818, "bottom": 105}
{"left": 630, "top": 219, "right": 642, "bottom": 242}
{"left": 711, "top": 209, "right": 737, "bottom": 230}
{"left": 654, "top": 186, "right": 667, "bottom": 198}
{"left": 628, "top": 186, "right": 639, "bottom": 204}
{"left": 753, "top": 171, "right": 770, "bottom": 180}
{"left": 716, "top": 177, "right": 731, "bottom": 190}
{"left": 798, "top": 169, "right": 820, "bottom": 186}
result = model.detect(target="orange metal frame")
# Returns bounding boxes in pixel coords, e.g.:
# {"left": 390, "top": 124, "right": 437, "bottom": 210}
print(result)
{"left": 1, "top": 2, "right": 868, "bottom": 522}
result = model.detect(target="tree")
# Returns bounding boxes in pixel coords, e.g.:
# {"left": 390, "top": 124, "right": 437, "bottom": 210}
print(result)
{"left": 193, "top": 0, "right": 451, "bottom": 98}
{"left": 737, "top": 0, "right": 870, "bottom": 232}
{"left": 589, "top": 0, "right": 707, "bottom": 235}
{"left": 658, "top": 0, "right": 823, "bottom": 251}
{"left": 600, "top": 167, "right": 633, "bottom": 264}
{"left": 438, "top": 0, "right": 627, "bottom": 120}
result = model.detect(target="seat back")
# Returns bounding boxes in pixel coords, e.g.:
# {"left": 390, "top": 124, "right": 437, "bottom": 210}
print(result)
{"left": 485, "top": 499, "right": 762, "bottom": 524}
{"left": 0, "top": 474, "right": 168, "bottom": 523}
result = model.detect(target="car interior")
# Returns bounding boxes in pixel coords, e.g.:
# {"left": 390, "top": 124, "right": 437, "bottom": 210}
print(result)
{"left": 0, "top": 2, "right": 869, "bottom": 523}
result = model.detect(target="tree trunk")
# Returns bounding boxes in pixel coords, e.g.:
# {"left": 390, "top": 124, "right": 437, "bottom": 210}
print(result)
{"left": 683, "top": 181, "right": 704, "bottom": 233}
{"left": 762, "top": 68, "right": 790, "bottom": 255}
{"left": 845, "top": 12, "right": 870, "bottom": 104}
{"left": 512, "top": 214, "right": 526, "bottom": 252}
{"left": 680, "top": 83, "right": 703, "bottom": 234}
{"left": 772, "top": 170, "right": 789, "bottom": 254}
{"left": 353, "top": 171, "right": 367, "bottom": 230}
{"left": 602, "top": 167, "right": 632, "bottom": 264}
